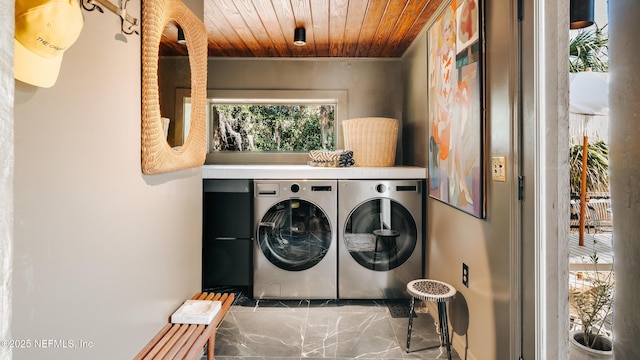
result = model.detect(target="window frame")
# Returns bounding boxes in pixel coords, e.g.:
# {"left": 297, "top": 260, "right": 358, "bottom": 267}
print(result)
{"left": 197, "top": 89, "right": 348, "bottom": 164}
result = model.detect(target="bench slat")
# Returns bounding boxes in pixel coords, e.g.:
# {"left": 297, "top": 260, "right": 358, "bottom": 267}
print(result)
{"left": 172, "top": 325, "right": 205, "bottom": 360}
{"left": 153, "top": 324, "right": 190, "bottom": 360}
{"left": 135, "top": 292, "right": 234, "bottom": 360}
{"left": 162, "top": 324, "right": 199, "bottom": 360}
{"left": 134, "top": 323, "right": 172, "bottom": 360}
{"left": 141, "top": 324, "right": 182, "bottom": 360}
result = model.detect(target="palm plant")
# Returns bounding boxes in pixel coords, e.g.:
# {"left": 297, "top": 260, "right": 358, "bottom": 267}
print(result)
{"left": 569, "top": 25, "right": 609, "bottom": 73}
{"left": 569, "top": 140, "right": 609, "bottom": 196}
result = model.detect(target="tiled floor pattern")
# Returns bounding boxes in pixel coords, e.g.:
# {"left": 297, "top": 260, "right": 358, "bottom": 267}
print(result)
{"left": 206, "top": 290, "right": 461, "bottom": 360}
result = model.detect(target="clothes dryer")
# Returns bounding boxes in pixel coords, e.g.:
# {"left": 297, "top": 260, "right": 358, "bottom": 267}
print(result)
{"left": 338, "top": 179, "right": 424, "bottom": 299}
{"left": 254, "top": 180, "right": 337, "bottom": 299}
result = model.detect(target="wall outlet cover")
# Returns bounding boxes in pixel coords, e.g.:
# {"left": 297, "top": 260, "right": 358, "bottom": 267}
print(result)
{"left": 492, "top": 156, "right": 507, "bottom": 182}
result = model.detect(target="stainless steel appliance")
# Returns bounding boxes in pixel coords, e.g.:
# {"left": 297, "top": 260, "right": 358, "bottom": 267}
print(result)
{"left": 202, "top": 179, "right": 253, "bottom": 290}
{"left": 254, "top": 180, "right": 337, "bottom": 299}
{"left": 338, "top": 179, "right": 424, "bottom": 299}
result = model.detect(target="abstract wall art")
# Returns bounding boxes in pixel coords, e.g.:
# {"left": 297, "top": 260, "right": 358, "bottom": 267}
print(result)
{"left": 427, "top": 0, "right": 485, "bottom": 218}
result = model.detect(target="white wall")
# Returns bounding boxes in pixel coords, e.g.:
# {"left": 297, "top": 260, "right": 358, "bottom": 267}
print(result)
{"left": 12, "top": 2, "right": 202, "bottom": 359}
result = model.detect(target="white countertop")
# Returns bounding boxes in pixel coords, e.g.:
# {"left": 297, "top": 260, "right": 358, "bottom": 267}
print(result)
{"left": 202, "top": 164, "right": 426, "bottom": 179}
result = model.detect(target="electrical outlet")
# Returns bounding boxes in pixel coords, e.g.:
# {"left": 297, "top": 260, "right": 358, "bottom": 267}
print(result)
{"left": 462, "top": 263, "right": 469, "bottom": 288}
{"left": 492, "top": 156, "right": 507, "bottom": 182}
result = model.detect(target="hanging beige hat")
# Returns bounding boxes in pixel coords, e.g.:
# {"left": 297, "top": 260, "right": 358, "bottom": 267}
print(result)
{"left": 14, "top": 0, "right": 84, "bottom": 88}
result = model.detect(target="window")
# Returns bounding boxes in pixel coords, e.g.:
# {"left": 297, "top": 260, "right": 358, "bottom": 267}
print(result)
{"left": 190, "top": 89, "right": 348, "bottom": 164}
{"left": 210, "top": 103, "right": 335, "bottom": 152}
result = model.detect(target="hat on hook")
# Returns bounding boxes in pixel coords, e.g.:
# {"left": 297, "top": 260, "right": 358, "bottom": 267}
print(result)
{"left": 14, "top": 0, "right": 84, "bottom": 88}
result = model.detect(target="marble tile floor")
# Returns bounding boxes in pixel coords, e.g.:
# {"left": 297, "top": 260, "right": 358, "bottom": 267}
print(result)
{"left": 203, "top": 289, "right": 461, "bottom": 360}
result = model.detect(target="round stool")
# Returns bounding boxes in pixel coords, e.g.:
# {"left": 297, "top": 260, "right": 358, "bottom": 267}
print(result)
{"left": 406, "top": 279, "right": 456, "bottom": 359}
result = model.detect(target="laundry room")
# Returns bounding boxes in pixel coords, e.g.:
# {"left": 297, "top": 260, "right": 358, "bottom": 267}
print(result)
{"left": 188, "top": 56, "right": 427, "bottom": 300}
{"left": 9, "top": 0, "right": 524, "bottom": 358}
{"left": 193, "top": 57, "right": 435, "bottom": 358}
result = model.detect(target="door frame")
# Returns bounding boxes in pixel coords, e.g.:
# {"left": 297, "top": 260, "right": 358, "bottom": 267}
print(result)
{"left": 519, "top": 0, "right": 571, "bottom": 358}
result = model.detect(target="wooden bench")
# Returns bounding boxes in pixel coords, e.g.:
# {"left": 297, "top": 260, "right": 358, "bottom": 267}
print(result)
{"left": 134, "top": 292, "right": 234, "bottom": 360}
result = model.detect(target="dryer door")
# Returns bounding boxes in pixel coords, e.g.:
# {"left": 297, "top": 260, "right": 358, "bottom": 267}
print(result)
{"left": 257, "top": 199, "right": 332, "bottom": 271}
{"left": 344, "top": 198, "right": 417, "bottom": 271}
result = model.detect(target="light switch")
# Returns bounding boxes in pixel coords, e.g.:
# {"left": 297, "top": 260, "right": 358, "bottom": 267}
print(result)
{"left": 492, "top": 156, "right": 507, "bottom": 182}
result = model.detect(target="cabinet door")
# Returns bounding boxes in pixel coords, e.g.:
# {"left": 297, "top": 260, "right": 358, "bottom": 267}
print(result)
{"left": 203, "top": 179, "right": 252, "bottom": 239}
{"left": 202, "top": 238, "right": 252, "bottom": 288}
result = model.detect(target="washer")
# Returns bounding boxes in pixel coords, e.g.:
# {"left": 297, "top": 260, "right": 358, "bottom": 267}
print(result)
{"left": 254, "top": 180, "right": 337, "bottom": 299}
{"left": 338, "top": 179, "right": 424, "bottom": 299}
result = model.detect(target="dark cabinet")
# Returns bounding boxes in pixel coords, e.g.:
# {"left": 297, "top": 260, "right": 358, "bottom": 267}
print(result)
{"left": 202, "top": 179, "right": 253, "bottom": 289}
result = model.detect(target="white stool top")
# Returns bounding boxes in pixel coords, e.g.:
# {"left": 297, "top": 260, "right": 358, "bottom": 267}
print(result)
{"left": 407, "top": 279, "right": 456, "bottom": 302}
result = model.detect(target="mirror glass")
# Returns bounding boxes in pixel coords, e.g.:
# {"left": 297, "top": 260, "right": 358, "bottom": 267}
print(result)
{"left": 141, "top": 0, "right": 207, "bottom": 174}
{"left": 159, "top": 21, "right": 191, "bottom": 149}
{"left": 173, "top": 88, "right": 198, "bottom": 149}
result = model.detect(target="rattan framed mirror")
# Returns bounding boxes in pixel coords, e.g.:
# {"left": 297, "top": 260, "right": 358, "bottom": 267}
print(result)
{"left": 141, "top": 0, "right": 207, "bottom": 174}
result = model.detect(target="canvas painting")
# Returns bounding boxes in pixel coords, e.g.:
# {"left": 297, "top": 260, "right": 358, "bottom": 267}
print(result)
{"left": 428, "top": 0, "right": 484, "bottom": 218}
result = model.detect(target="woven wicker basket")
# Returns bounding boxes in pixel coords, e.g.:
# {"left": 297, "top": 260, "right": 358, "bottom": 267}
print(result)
{"left": 342, "top": 117, "right": 398, "bottom": 167}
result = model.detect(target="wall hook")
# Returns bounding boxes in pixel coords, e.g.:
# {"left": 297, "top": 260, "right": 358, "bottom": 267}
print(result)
{"left": 81, "top": 0, "right": 139, "bottom": 35}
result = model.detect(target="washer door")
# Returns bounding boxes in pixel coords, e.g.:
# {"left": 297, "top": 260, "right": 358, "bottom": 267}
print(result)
{"left": 258, "top": 199, "right": 332, "bottom": 271}
{"left": 344, "top": 198, "right": 417, "bottom": 271}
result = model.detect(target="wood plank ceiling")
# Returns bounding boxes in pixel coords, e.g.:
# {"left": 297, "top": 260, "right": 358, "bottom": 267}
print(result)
{"left": 160, "top": 0, "right": 444, "bottom": 57}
